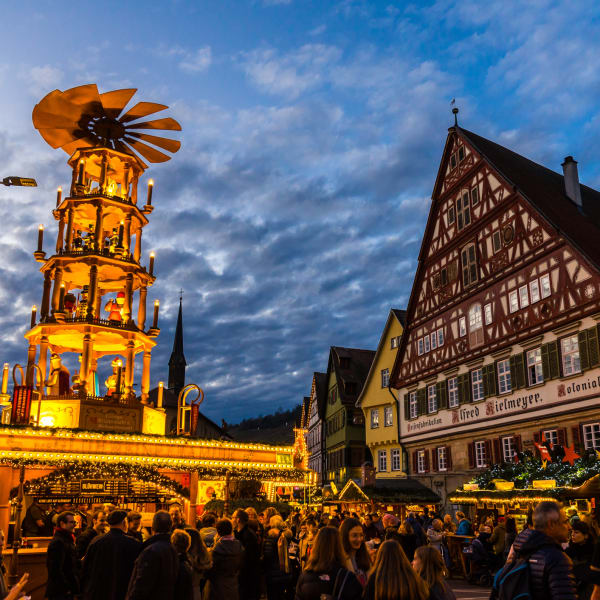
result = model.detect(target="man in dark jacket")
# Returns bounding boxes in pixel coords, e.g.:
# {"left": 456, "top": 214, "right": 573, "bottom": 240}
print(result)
{"left": 207, "top": 518, "right": 243, "bottom": 600}
{"left": 76, "top": 509, "right": 107, "bottom": 558}
{"left": 81, "top": 509, "right": 141, "bottom": 600}
{"left": 125, "top": 511, "right": 179, "bottom": 600}
{"left": 233, "top": 509, "right": 260, "bottom": 600}
{"left": 46, "top": 511, "right": 80, "bottom": 600}
{"left": 510, "top": 500, "right": 576, "bottom": 600}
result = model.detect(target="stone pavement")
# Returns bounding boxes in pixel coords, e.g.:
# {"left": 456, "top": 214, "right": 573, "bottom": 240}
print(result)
{"left": 449, "top": 579, "right": 491, "bottom": 599}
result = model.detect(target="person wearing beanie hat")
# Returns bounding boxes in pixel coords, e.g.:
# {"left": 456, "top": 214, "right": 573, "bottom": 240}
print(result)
{"left": 81, "top": 509, "right": 141, "bottom": 600}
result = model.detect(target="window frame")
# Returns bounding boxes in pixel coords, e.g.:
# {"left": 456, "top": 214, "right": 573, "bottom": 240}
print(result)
{"left": 484, "top": 303, "right": 493, "bottom": 325}
{"left": 561, "top": 334, "right": 581, "bottom": 376}
{"left": 416, "top": 449, "right": 426, "bottom": 473}
{"left": 431, "top": 332, "right": 437, "bottom": 350}
{"left": 509, "top": 290, "right": 519, "bottom": 313}
{"left": 381, "top": 368, "right": 390, "bottom": 388}
{"left": 391, "top": 448, "right": 401, "bottom": 471}
{"left": 378, "top": 449, "right": 387, "bottom": 472}
{"left": 492, "top": 230, "right": 502, "bottom": 254}
{"left": 437, "top": 328, "right": 444, "bottom": 346}
{"left": 409, "top": 391, "right": 418, "bottom": 420}
{"left": 471, "top": 368, "right": 484, "bottom": 402}
{"left": 530, "top": 279, "right": 541, "bottom": 304}
{"left": 418, "top": 338, "right": 424, "bottom": 356}
{"left": 471, "top": 186, "right": 479, "bottom": 206}
{"left": 461, "top": 243, "right": 478, "bottom": 286}
{"left": 527, "top": 348, "right": 544, "bottom": 386}
{"left": 459, "top": 316, "right": 467, "bottom": 337}
{"left": 519, "top": 285, "right": 530, "bottom": 309}
{"left": 474, "top": 440, "right": 486, "bottom": 468}
{"left": 370, "top": 408, "right": 379, "bottom": 429}
{"left": 583, "top": 423, "right": 600, "bottom": 450}
{"left": 448, "top": 206, "right": 455, "bottom": 225}
{"left": 542, "top": 429, "right": 559, "bottom": 446}
{"left": 457, "top": 192, "right": 472, "bottom": 231}
{"left": 502, "top": 436, "right": 516, "bottom": 462}
{"left": 540, "top": 274, "right": 551, "bottom": 298}
{"left": 384, "top": 406, "right": 393, "bottom": 427}
{"left": 427, "top": 384, "right": 438, "bottom": 414}
{"left": 497, "top": 359, "right": 511, "bottom": 394}
{"left": 424, "top": 335, "right": 430, "bottom": 353}
{"left": 437, "top": 446, "right": 448, "bottom": 471}
{"left": 448, "top": 377, "right": 459, "bottom": 408}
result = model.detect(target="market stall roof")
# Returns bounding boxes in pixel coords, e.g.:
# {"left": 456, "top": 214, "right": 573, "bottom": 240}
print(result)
{"left": 563, "top": 474, "right": 600, "bottom": 499}
{"left": 363, "top": 478, "right": 440, "bottom": 504}
{"left": 448, "top": 487, "right": 561, "bottom": 504}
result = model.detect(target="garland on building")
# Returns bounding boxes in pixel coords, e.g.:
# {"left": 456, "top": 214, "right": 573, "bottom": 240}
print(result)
{"left": 2, "top": 457, "right": 308, "bottom": 499}
{"left": 471, "top": 449, "right": 599, "bottom": 491}
{"left": 8, "top": 461, "right": 188, "bottom": 499}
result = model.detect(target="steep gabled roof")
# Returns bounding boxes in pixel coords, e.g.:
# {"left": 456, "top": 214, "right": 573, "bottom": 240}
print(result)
{"left": 392, "top": 124, "right": 600, "bottom": 386}
{"left": 356, "top": 308, "right": 405, "bottom": 408}
{"left": 310, "top": 371, "right": 327, "bottom": 421}
{"left": 324, "top": 346, "right": 375, "bottom": 415}
{"left": 458, "top": 127, "right": 600, "bottom": 269}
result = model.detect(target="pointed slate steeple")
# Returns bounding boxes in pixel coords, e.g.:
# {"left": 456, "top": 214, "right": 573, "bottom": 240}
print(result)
{"left": 168, "top": 295, "right": 186, "bottom": 398}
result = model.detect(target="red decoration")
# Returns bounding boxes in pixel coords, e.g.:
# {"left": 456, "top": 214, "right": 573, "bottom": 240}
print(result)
{"left": 562, "top": 444, "right": 580, "bottom": 466}
{"left": 535, "top": 442, "right": 552, "bottom": 461}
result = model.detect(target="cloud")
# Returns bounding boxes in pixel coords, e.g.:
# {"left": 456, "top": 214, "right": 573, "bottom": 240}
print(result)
{"left": 179, "top": 46, "right": 212, "bottom": 73}
{"left": 26, "top": 65, "right": 63, "bottom": 96}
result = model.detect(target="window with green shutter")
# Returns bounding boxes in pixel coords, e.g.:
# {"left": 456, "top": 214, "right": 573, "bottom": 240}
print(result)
{"left": 404, "top": 393, "right": 410, "bottom": 421}
{"left": 579, "top": 330, "right": 590, "bottom": 372}
{"left": 588, "top": 326, "right": 600, "bottom": 368}
{"left": 541, "top": 341, "right": 561, "bottom": 380}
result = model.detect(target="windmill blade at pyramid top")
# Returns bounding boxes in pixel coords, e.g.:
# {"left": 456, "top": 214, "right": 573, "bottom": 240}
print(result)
{"left": 32, "top": 84, "right": 182, "bottom": 165}
{"left": 119, "top": 102, "right": 169, "bottom": 124}
{"left": 100, "top": 88, "right": 137, "bottom": 119}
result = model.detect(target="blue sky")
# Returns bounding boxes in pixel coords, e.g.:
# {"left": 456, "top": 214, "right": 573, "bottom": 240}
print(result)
{"left": 1, "top": 0, "right": 600, "bottom": 422}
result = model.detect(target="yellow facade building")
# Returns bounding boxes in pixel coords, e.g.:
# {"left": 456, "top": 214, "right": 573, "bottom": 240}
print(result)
{"left": 358, "top": 309, "right": 407, "bottom": 478}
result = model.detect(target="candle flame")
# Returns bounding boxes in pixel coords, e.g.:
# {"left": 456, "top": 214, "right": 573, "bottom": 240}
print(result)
{"left": 57, "top": 186, "right": 62, "bottom": 192}
{"left": 79, "top": 159, "right": 84, "bottom": 165}
{"left": 154, "top": 299, "right": 160, "bottom": 306}
{"left": 159, "top": 381, "right": 164, "bottom": 388}
{"left": 39, "top": 224, "right": 44, "bottom": 231}
{"left": 60, "top": 282, "right": 65, "bottom": 288}
{"left": 150, "top": 251, "right": 155, "bottom": 258}
{"left": 148, "top": 179, "right": 154, "bottom": 186}
{"left": 120, "top": 220, "right": 124, "bottom": 225}
{"left": 116, "top": 359, "right": 123, "bottom": 367}
{"left": 32, "top": 305, "right": 37, "bottom": 311}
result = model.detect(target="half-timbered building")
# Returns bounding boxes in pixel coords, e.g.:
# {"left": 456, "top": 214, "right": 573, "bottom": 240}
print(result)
{"left": 391, "top": 123, "right": 600, "bottom": 506}
{"left": 306, "top": 371, "right": 327, "bottom": 486}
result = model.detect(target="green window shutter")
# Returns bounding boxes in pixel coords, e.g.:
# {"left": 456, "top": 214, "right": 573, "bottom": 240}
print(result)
{"left": 547, "top": 340, "right": 561, "bottom": 379}
{"left": 417, "top": 388, "right": 426, "bottom": 416}
{"left": 588, "top": 326, "right": 600, "bottom": 368}
{"left": 438, "top": 380, "right": 448, "bottom": 410}
{"left": 579, "top": 330, "right": 590, "bottom": 372}
{"left": 458, "top": 373, "right": 471, "bottom": 404}
{"left": 404, "top": 394, "right": 410, "bottom": 421}
{"left": 509, "top": 354, "right": 526, "bottom": 389}
{"left": 541, "top": 344, "right": 550, "bottom": 381}
{"left": 483, "top": 364, "right": 497, "bottom": 397}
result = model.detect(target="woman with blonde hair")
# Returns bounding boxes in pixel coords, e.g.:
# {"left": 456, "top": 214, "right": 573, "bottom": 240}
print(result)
{"left": 364, "top": 540, "right": 430, "bottom": 600}
{"left": 413, "top": 545, "right": 456, "bottom": 600}
{"left": 295, "top": 526, "right": 362, "bottom": 600}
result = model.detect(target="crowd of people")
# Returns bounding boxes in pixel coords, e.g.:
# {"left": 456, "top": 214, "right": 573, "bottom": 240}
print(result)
{"left": 2, "top": 499, "right": 600, "bottom": 599}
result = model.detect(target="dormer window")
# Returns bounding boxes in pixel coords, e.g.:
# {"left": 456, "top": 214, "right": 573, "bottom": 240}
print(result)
{"left": 458, "top": 146, "right": 465, "bottom": 162}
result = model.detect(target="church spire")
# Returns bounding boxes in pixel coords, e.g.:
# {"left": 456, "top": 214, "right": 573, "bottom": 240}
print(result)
{"left": 168, "top": 294, "right": 186, "bottom": 396}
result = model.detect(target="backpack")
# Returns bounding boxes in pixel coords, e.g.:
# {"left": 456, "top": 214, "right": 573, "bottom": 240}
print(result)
{"left": 491, "top": 552, "right": 533, "bottom": 600}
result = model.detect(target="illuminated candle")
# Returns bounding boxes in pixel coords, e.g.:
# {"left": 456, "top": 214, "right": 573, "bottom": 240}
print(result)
{"left": 56, "top": 186, "right": 62, "bottom": 207}
{"left": 157, "top": 381, "right": 164, "bottom": 408}
{"left": 1, "top": 363, "right": 8, "bottom": 394}
{"left": 37, "top": 224, "right": 44, "bottom": 253}
{"left": 77, "top": 159, "right": 85, "bottom": 184}
{"left": 147, "top": 179, "right": 153, "bottom": 205}
{"left": 152, "top": 299, "right": 159, "bottom": 329}
{"left": 30, "top": 305, "right": 37, "bottom": 329}
{"left": 59, "top": 282, "right": 66, "bottom": 312}
{"left": 115, "top": 359, "right": 123, "bottom": 395}
{"left": 149, "top": 252, "right": 155, "bottom": 276}
{"left": 118, "top": 220, "right": 124, "bottom": 247}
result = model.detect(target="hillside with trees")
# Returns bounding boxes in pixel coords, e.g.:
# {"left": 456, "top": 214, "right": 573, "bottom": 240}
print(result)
{"left": 226, "top": 405, "right": 302, "bottom": 445}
